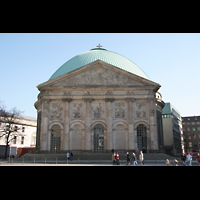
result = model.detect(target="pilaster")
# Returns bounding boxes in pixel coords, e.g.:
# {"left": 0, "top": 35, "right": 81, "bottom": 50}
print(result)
{"left": 84, "top": 98, "right": 93, "bottom": 150}
{"left": 40, "top": 99, "right": 50, "bottom": 152}
{"left": 105, "top": 98, "right": 115, "bottom": 150}
{"left": 62, "top": 98, "right": 72, "bottom": 151}
{"left": 149, "top": 99, "right": 159, "bottom": 151}
{"left": 126, "top": 98, "right": 135, "bottom": 150}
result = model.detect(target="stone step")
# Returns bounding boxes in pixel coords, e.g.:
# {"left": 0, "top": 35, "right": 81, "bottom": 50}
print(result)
{"left": 15, "top": 152, "right": 176, "bottom": 161}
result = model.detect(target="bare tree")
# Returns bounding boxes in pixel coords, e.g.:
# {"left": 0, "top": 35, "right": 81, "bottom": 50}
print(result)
{"left": 0, "top": 104, "right": 23, "bottom": 159}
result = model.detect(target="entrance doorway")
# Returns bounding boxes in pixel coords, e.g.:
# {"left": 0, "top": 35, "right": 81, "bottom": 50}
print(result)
{"left": 51, "top": 125, "right": 61, "bottom": 153}
{"left": 137, "top": 124, "right": 147, "bottom": 152}
{"left": 94, "top": 125, "right": 104, "bottom": 153}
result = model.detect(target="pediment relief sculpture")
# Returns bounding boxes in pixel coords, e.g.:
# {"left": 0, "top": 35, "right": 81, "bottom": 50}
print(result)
{"left": 48, "top": 64, "right": 146, "bottom": 87}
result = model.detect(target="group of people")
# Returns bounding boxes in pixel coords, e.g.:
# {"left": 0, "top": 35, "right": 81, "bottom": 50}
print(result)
{"left": 181, "top": 152, "right": 200, "bottom": 166}
{"left": 166, "top": 152, "right": 200, "bottom": 166}
{"left": 66, "top": 152, "right": 73, "bottom": 161}
{"left": 112, "top": 150, "right": 144, "bottom": 166}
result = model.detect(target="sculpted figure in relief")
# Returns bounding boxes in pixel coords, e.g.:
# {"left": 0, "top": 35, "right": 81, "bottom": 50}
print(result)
{"left": 93, "top": 103, "right": 104, "bottom": 119}
{"left": 72, "top": 103, "right": 83, "bottom": 119}
{"left": 135, "top": 102, "right": 147, "bottom": 119}
{"left": 115, "top": 102, "right": 125, "bottom": 118}
{"left": 51, "top": 102, "right": 63, "bottom": 120}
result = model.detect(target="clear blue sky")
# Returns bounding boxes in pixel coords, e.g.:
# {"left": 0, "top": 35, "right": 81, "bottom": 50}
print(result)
{"left": 0, "top": 33, "right": 199, "bottom": 118}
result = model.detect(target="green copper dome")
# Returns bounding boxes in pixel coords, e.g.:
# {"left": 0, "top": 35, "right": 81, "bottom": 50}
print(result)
{"left": 49, "top": 48, "right": 150, "bottom": 80}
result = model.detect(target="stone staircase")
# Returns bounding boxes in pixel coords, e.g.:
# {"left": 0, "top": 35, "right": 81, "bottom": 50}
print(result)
{"left": 15, "top": 152, "right": 176, "bottom": 161}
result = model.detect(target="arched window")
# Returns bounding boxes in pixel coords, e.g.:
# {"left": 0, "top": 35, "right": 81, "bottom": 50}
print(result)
{"left": 51, "top": 125, "right": 61, "bottom": 153}
{"left": 94, "top": 125, "right": 104, "bottom": 153}
{"left": 137, "top": 124, "right": 147, "bottom": 152}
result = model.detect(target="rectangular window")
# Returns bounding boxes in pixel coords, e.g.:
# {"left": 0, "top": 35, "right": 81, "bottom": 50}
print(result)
{"left": 13, "top": 136, "right": 17, "bottom": 144}
{"left": 21, "top": 136, "right": 24, "bottom": 144}
{"left": 192, "top": 122, "right": 195, "bottom": 125}
{"left": 187, "top": 128, "right": 190, "bottom": 131}
{"left": 189, "top": 142, "right": 192, "bottom": 147}
{"left": 197, "top": 127, "right": 200, "bottom": 131}
{"left": 22, "top": 127, "right": 25, "bottom": 132}
{"left": 192, "top": 127, "right": 196, "bottom": 131}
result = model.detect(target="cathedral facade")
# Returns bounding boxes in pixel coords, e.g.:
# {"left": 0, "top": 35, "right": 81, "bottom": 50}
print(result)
{"left": 34, "top": 47, "right": 165, "bottom": 153}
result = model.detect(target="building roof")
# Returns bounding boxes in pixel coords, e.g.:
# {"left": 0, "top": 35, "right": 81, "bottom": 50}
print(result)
{"left": 162, "top": 102, "right": 181, "bottom": 120}
{"left": 49, "top": 47, "right": 150, "bottom": 81}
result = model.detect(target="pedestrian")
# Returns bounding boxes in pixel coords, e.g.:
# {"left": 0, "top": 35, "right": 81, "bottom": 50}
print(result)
{"left": 67, "top": 152, "right": 69, "bottom": 160}
{"left": 132, "top": 153, "right": 138, "bottom": 166}
{"left": 112, "top": 152, "right": 116, "bottom": 165}
{"left": 139, "top": 151, "right": 144, "bottom": 165}
{"left": 70, "top": 151, "right": 73, "bottom": 161}
{"left": 126, "top": 152, "right": 130, "bottom": 165}
{"left": 196, "top": 153, "right": 200, "bottom": 166}
{"left": 181, "top": 153, "right": 186, "bottom": 166}
{"left": 116, "top": 152, "right": 120, "bottom": 165}
{"left": 186, "top": 153, "right": 192, "bottom": 166}
{"left": 165, "top": 159, "right": 170, "bottom": 166}
{"left": 174, "top": 159, "right": 178, "bottom": 166}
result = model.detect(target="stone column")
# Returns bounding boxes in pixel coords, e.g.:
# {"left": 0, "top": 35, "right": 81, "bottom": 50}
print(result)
{"left": 62, "top": 98, "right": 72, "bottom": 151}
{"left": 149, "top": 99, "right": 159, "bottom": 151}
{"left": 126, "top": 98, "right": 135, "bottom": 150}
{"left": 105, "top": 98, "right": 115, "bottom": 151}
{"left": 84, "top": 98, "right": 93, "bottom": 151}
{"left": 40, "top": 99, "right": 50, "bottom": 152}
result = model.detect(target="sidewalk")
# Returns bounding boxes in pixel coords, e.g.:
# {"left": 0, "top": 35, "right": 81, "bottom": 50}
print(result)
{"left": 1, "top": 160, "right": 198, "bottom": 166}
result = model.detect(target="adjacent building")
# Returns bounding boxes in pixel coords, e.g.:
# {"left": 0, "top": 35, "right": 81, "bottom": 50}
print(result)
{"left": 182, "top": 115, "right": 200, "bottom": 153}
{"left": 0, "top": 115, "right": 37, "bottom": 148}
{"left": 162, "top": 102, "right": 184, "bottom": 156}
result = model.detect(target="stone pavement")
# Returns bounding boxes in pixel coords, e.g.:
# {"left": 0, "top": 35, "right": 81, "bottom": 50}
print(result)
{"left": 1, "top": 160, "right": 199, "bottom": 166}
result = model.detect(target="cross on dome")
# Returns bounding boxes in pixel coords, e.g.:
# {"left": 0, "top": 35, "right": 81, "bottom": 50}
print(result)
{"left": 96, "top": 44, "right": 102, "bottom": 48}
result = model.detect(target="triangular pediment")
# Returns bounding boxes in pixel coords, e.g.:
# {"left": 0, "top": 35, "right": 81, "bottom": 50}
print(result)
{"left": 38, "top": 60, "right": 160, "bottom": 90}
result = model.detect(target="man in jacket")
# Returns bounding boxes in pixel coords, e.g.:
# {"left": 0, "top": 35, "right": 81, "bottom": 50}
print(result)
{"left": 139, "top": 151, "right": 144, "bottom": 165}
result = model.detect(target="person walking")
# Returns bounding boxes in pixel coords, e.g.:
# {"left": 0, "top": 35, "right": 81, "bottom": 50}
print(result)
{"left": 181, "top": 153, "right": 186, "bottom": 166}
{"left": 126, "top": 152, "right": 130, "bottom": 165}
{"left": 70, "top": 152, "right": 73, "bottom": 161}
{"left": 139, "top": 151, "right": 144, "bottom": 165}
{"left": 196, "top": 153, "right": 200, "bottom": 166}
{"left": 186, "top": 153, "right": 192, "bottom": 166}
{"left": 67, "top": 152, "right": 70, "bottom": 160}
{"left": 132, "top": 153, "right": 138, "bottom": 166}
{"left": 174, "top": 159, "right": 178, "bottom": 166}
{"left": 112, "top": 152, "right": 116, "bottom": 165}
{"left": 116, "top": 152, "right": 120, "bottom": 165}
{"left": 165, "top": 159, "right": 170, "bottom": 166}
